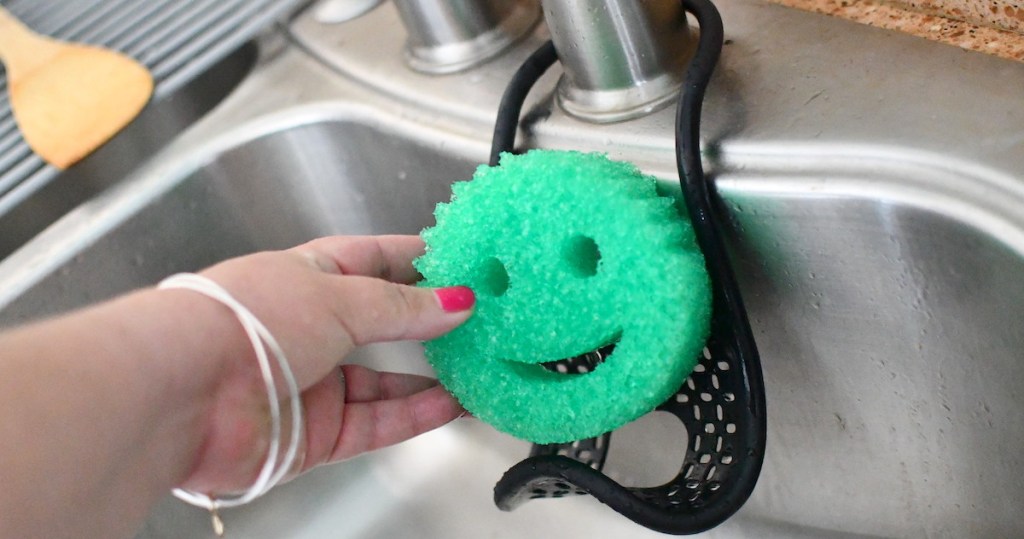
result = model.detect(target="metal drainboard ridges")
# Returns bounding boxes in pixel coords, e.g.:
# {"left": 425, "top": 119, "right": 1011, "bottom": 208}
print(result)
{"left": 0, "top": 0, "right": 305, "bottom": 203}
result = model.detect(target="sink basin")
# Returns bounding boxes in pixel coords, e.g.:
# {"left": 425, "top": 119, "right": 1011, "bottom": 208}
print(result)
{"left": 0, "top": 116, "right": 475, "bottom": 326}
{"left": 1, "top": 0, "right": 1024, "bottom": 537}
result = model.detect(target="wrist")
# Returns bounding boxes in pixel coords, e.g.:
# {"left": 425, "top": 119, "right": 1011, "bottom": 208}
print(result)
{"left": 130, "top": 286, "right": 267, "bottom": 489}
{"left": 152, "top": 275, "right": 303, "bottom": 500}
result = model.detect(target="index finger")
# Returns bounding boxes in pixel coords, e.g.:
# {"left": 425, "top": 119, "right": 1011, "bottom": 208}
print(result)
{"left": 293, "top": 235, "right": 426, "bottom": 283}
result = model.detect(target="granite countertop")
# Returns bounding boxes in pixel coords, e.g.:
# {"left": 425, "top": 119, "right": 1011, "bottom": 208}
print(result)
{"left": 768, "top": 0, "right": 1024, "bottom": 62}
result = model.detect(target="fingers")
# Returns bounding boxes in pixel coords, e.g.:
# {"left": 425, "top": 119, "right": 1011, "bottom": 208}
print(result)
{"left": 329, "top": 384, "right": 465, "bottom": 461}
{"left": 330, "top": 276, "right": 474, "bottom": 345}
{"left": 298, "top": 370, "right": 346, "bottom": 472}
{"left": 340, "top": 364, "right": 442, "bottom": 403}
{"left": 290, "top": 235, "right": 475, "bottom": 345}
{"left": 293, "top": 236, "right": 426, "bottom": 283}
{"left": 300, "top": 367, "right": 461, "bottom": 471}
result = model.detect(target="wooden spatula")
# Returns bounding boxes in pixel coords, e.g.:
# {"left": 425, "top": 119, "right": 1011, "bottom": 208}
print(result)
{"left": 0, "top": 7, "right": 153, "bottom": 169}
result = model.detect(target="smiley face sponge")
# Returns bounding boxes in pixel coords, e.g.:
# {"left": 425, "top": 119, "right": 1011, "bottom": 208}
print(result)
{"left": 415, "top": 150, "right": 712, "bottom": 444}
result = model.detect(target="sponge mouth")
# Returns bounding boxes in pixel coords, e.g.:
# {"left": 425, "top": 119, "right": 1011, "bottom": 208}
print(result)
{"left": 504, "top": 330, "right": 622, "bottom": 376}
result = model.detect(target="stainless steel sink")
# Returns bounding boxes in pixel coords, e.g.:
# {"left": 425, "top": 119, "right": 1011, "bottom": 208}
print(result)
{"left": 0, "top": 117, "right": 475, "bottom": 326}
{"left": 1, "top": 0, "right": 1024, "bottom": 537}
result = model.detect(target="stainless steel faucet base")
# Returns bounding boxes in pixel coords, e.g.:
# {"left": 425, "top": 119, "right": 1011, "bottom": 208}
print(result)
{"left": 556, "top": 68, "right": 689, "bottom": 123}
{"left": 543, "top": 0, "right": 694, "bottom": 123}
{"left": 395, "top": 0, "right": 540, "bottom": 74}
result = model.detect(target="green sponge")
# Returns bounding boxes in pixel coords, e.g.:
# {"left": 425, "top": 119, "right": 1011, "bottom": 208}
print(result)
{"left": 416, "top": 150, "right": 711, "bottom": 443}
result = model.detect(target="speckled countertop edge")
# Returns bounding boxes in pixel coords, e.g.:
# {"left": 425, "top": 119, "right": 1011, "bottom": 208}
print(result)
{"left": 768, "top": 0, "right": 1024, "bottom": 62}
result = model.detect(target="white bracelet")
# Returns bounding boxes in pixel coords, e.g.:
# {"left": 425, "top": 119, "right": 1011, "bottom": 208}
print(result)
{"left": 158, "top": 273, "right": 303, "bottom": 511}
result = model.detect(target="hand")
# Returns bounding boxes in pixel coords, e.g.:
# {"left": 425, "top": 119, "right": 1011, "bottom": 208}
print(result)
{"left": 173, "top": 235, "right": 475, "bottom": 494}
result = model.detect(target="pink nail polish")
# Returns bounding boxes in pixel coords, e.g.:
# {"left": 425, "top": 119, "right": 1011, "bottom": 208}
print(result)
{"left": 435, "top": 286, "right": 475, "bottom": 313}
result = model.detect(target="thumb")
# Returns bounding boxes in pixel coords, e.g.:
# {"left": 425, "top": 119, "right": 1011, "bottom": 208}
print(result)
{"left": 333, "top": 276, "right": 475, "bottom": 345}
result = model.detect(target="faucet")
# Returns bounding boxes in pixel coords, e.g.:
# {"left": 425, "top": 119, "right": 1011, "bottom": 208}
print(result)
{"left": 542, "top": 0, "right": 694, "bottom": 123}
{"left": 392, "top": 0, "right": 540, "bottom": 74}
{"left": 393, "top": 0, "right": 692, "bottom": 121}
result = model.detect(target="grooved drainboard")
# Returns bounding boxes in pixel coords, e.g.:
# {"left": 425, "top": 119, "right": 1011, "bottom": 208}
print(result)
{"left": 0, "top": 0, "right": 304, "bottom": 201}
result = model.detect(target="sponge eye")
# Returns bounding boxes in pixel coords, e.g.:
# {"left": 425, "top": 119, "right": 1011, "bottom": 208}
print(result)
{"left": 476, "top": 256, "right": 510, "bottom": 296}
{"left": 562, "top": 235, "right": 601, "bottom": 277}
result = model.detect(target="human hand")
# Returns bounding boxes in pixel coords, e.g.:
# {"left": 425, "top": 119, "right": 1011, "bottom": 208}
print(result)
{"left": 172, "top": 235, "right": 475, "bottom": 494}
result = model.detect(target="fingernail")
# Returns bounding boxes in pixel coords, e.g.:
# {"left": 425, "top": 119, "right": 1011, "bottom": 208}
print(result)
{"left": 435, "top": 286, "right": 475, "bottom": 313}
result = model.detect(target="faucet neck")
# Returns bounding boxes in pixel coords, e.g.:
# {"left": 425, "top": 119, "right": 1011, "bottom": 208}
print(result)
{"left": 541, "top": 0, "right": 694, "bottom": 123}
{"left": 393, "top": 0, "right": 540, "bottom": 74}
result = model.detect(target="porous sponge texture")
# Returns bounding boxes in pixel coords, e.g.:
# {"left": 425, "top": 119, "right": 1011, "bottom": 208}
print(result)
{"left": 416, "top": 150, "right": 711, "bottom": 443}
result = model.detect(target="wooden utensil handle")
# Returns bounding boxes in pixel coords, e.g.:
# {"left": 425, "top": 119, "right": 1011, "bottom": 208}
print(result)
{"left": 0, "top": 6, "right": 24, "bottom": 28}
{"left": 0, "top": 6, "right": 33, "bottom": 44}
{"left": 0, "top": 7, "right": 62, "bottom": 73}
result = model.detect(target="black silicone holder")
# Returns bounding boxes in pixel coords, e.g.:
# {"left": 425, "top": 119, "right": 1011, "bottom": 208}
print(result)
{"left": 487, "top": 0, "right": 766, "bottom": 534}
